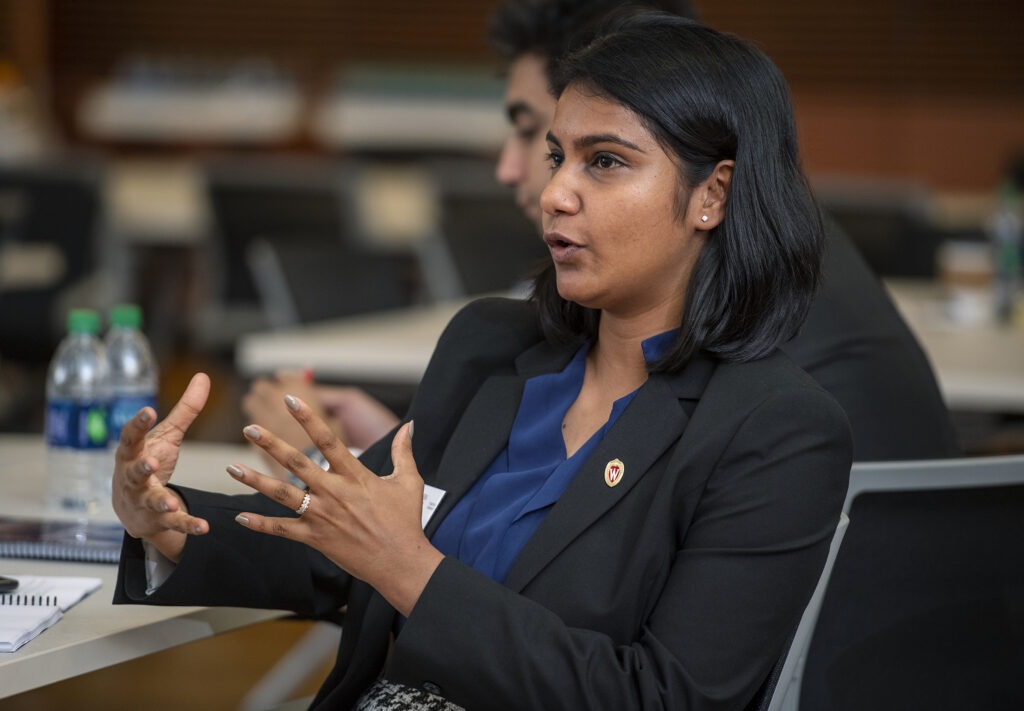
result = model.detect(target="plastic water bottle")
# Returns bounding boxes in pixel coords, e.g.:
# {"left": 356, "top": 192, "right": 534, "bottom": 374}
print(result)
{"left": 106, "top": 304, "right": 159, "bottom": 445}
{"left": 989, "top": 181, "right": 1023, "bottom": 324}
{"left": 44, "top": 309, "right": 110, "bottom": 513}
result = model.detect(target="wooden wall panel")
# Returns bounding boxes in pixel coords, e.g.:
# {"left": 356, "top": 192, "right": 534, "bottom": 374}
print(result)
{"left": 795, "top": 92, "right": 1024, "bottom": 190}
{"left": 49, "top": 0, "right": 496, "bottom": 76}
{"left": 2, "top": 0, "right": 1021, "bottom": 190}
{"left": 698, "top": 0, "right": 1023, "bottom": 96}
{"left": 697, "top": 0, "right": 1024, "bottom": 190}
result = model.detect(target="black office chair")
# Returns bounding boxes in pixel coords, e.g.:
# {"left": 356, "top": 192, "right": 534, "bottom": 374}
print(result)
{"left": 0, "top": 161, "right": 102, "bottom": 363}
{"left": 246, "top": 234, "right": 419, "bottom": 329}
{"left": 425, "top": 157, "right": 547, "bottom": 297}
{"left": 798, "top": 455, "right": 1024, "bottom": 711}
{"left": 197, "top": 156, "right": 351, "bottom": 348}
{"left": 814, "top": 178, "right": 942, "bottom": 278}
{"left": 436, "top": 191, "right": 547, "bottom": 295}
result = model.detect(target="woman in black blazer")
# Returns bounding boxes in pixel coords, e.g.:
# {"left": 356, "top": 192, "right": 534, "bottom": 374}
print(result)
{"left": 111, "top": 13, "right": 852, "bottom": 710}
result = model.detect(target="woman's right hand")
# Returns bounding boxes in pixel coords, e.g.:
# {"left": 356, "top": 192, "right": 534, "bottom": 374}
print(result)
{"left": 111, "top": 372, "right": 212, "bottom": 562}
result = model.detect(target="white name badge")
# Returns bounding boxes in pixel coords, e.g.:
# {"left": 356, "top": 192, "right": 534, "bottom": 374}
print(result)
{"left": 422, "top": 484, "right": 446, "bottom": 529}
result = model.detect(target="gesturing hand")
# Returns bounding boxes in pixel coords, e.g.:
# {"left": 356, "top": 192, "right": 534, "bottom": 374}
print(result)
{"left": 111, "top": 372, "right": 212, "bottom": 562}
{"left": 227, "top": 395, "right": 443, "bottom": 617}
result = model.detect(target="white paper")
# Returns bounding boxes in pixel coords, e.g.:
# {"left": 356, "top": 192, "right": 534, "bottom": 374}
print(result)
{"left": 0, "top": 575, "right": 102, "bottom": 653}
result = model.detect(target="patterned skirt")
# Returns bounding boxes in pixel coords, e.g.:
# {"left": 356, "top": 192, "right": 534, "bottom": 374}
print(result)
{"left": 356, "top": 679, "right": 466, "bottom": 711}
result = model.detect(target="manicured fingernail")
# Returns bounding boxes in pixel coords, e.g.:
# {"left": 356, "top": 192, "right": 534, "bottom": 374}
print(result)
{"left": 141, "top": 460, "right": 153, "bottom": 474}
{"left": 159, "top": 500, "right": 170, "bottom": 512}
{"left": 192, "top": 524, "right": 203, "bottom": 534}
{"left": 409, "top": 420, "right": 415, "bottom": 440}
{"left": 284, "top": 394, "right": 300, "bottom": 412}
{"left": 227, "top": 464, "right": 244, "bottom": 479}
{"left": 138, "top": 409, "right": 151, "bottom": 424}
{"left": 243, "top": 425, "right": 261, "bottom": 440}
{"left": 235, "top": 514, "right": 250, "bottom": 526}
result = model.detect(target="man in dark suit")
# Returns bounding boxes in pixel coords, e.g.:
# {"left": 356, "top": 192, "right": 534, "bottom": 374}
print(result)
{"left": 245, "top": 0, "right": 959, "bottom": 462}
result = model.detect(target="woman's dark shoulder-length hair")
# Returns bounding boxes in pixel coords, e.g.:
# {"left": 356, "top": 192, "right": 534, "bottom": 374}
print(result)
{"left": 531, "top": 11, "right": 824, "bottom": 370}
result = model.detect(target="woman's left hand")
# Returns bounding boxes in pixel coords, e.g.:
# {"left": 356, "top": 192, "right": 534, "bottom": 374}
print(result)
{"left": 227, "top": 395, "right": 444, "bottom": 617}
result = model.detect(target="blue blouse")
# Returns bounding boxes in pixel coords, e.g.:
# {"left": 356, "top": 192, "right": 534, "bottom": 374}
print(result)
{"left": 431, "top": 330, "right": 678, "bottom": 584}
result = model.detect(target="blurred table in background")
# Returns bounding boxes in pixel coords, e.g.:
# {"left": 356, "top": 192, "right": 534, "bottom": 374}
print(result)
{"left": 237, "top": 282, "right": 1024, "bottom": 417}
{"left": 236, "top": 296, "right": 470, "bottom": 385}
{"left": 885, "top": 279, "right": 1024, "bottom": 414}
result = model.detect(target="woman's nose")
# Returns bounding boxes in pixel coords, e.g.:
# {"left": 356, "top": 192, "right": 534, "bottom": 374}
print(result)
{"left": 540, "top": 167, "right": 580, "bottom": 216}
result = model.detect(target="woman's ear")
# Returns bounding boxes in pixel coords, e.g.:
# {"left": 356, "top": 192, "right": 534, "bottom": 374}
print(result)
{"left": 692, "top": 160, "right": 735, "bottom": 231}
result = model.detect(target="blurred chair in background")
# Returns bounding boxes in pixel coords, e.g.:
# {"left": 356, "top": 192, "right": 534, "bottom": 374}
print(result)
{"left": 195, "top": 156, "right": 350, "bottom": 351}
{"left": 0, "top": 161, "right": 102, "bottom": 364}
{"left": 799, "top": 455, "right": 1024, "bottom": 710}
{"left": 427, "top": 157, "right": 547, "bottom": 297}
{"left": 247, "top": 234, "right": 418, "bottom": 329}
{"left": 815, "top": 178, "right": 944, "bottom": 278}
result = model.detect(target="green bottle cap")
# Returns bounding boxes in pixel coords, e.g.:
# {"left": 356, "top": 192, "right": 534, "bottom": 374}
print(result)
{"left": 67, "top": 309, "right": 101, "bottom": 335}
{"left": 109, "top": 304, "right": 143, "bottom": 329}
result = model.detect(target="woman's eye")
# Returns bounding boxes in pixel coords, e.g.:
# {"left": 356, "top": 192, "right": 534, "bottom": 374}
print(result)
{"left": 593, "top": 153, "right": 623, "bottom": 169}
{"left": 545, "top": 151, "right": 564, "bottom": 169}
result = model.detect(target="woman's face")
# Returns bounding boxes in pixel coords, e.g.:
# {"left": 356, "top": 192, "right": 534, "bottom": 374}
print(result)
{"left": 541, "top": 84, "right": 708, "bottom": 323}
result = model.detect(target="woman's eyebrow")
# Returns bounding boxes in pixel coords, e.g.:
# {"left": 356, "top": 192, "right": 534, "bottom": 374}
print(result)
{"left": 545, "top": 130, "right": 645, "bottom": 153}
{"left": 576, "top": 133, "right": 645, "bottom": 152}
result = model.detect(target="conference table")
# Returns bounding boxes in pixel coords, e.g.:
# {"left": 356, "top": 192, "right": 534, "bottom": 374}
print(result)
{"left": 0, "top": 434, "right": 281, "bottom": 699}
{"left": 236, "top": 279, "right": 1024, "bottom": 415}
{"left": 883, "top": 280, "right": 1024, "bottom": 414}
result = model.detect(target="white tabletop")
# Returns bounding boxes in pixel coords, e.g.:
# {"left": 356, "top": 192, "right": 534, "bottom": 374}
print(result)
{"left": 236, "top": 297, "right": 471, "bottom": 383}
{"left": 237, "top": 282, "right": 1024, "bottom": 414}
{"left": 0, "top": 434, "right": 282, "bottom": 699}
{"left": 884, "top": 279, "right": 1024, "bottom": 413}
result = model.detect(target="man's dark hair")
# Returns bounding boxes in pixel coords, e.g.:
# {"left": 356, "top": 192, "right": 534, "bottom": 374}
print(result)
{"left": 489, "top": 0, "right": 699, "bottom": 84}
{"left": 533, "top": 11, "right": 824, "bottom": 368}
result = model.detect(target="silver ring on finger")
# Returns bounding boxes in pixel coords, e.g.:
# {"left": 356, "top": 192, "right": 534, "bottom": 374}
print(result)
{"left": 295, "top": 490, "right": 311, "bottom": 516}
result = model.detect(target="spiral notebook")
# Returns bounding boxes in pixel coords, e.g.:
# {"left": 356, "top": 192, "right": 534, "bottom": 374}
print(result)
{"left": 0, "top": 575, "right": 102, "bottom": 652}
{"left": 0, "top": 515, "right": 124, "bottom": 563}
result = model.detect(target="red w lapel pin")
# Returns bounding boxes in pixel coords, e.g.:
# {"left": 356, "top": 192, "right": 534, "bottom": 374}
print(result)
{"left": 604, "top": 459, "right": 625, "bottom": 488}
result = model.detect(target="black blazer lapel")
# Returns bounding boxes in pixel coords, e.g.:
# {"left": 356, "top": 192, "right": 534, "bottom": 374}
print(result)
{"left": 424, "top": 339, "right": 577, "bottom": 538}
{"left": 504, "top": 373, "right": 691, "bottom": 592}
{"left": 424, "top": 374, "right": 524, "bottom": 538}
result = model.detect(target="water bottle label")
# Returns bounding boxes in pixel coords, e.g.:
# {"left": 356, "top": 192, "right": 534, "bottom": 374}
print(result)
{"left": 46, "top": 400, "right": 109, "bottom": 449}
{"left": 109, "top": 394, "right": 158, "bottom": 443}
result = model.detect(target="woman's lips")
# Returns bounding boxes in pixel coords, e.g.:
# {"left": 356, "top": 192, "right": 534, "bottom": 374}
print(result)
{"left": 544, "top": 232, "right": 583, "bottom": 263}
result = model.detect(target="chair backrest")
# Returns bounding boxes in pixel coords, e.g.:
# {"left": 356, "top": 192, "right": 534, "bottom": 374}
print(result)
{"left": 423, "top": 157, "right": 547, "bottom": 298}
{"left": 0, "top": 162, "right": 102, "bottom": 362}
{"left": 751, "top": 513, "right": 850, "bottom": 711}
{"left": 193, "top": 157, "right": 350, "bottom": 349}
{"left": 205, "top": 158, "right": 347, "bottom": 308}
{"left": 246, "top": 235, "right": 418, "bottom": 329}
{"left": 798, "top": 454, "right": 1024, "bottom": 711}
{"left": 436, "top": 190, "right": 547, "bottom": 295}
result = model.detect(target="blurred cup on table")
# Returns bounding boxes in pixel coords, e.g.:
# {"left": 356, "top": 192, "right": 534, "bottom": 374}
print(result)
{"left": 936, "top": 240, "right": 993, "bottom": 324}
